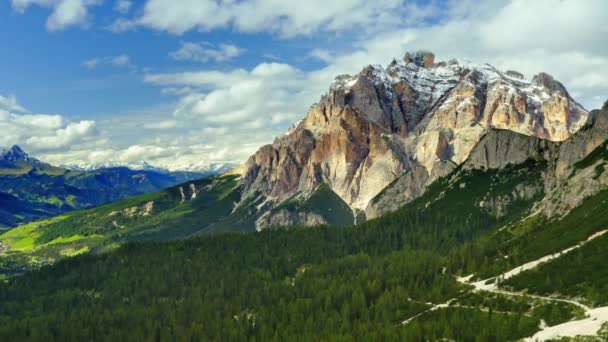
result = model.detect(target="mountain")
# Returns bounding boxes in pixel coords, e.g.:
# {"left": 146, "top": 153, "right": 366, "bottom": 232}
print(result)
{"left": 1, "top": 52, "right": 606, "bottom": 270}
{"left": 241, "top": 51, "right": 588, "bottom": 229}
{"left": 64, "top": 161, "right": 168, "bottom": 173}
{"left": 0, "top": 146, "right": 209, "bottom": 229}
{"left": 0, "top": 145, "right": 38, "bottom": 164}
{"left": 2, "top": 106, "right": 608, "bottom": 340}
{"left": 1, "top": 53, "right": 608, "bottom": 340}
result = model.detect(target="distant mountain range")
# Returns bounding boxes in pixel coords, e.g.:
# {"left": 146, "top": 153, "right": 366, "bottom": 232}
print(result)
{"left": 0, "top": 145, "right": 223, "bottom": 229}
{"left": 63, "top": 160, "right": 235, "bottom": 174}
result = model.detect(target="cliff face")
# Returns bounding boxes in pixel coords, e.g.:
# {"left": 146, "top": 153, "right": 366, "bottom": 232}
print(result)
{"left": 238, "top": 51, "right": 589, "bottom": 229}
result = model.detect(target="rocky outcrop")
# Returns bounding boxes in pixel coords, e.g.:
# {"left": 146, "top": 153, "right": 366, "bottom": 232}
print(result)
{"left": 542, "top": 108, "right": 608, "bottom": 217}
{"left": 109, "top": 201, "right": 154, "bottom": 218}
{"left": 404, "top": 51, "right": 435, "bottom": 69}
{"left": 365, "top": 165, "right": 429, "bottom": 218}
{"left": 256, "top": 209, "right": 327, "bottom": 228}
{"left": 463, "top": 130, "right": 550, "bottom": 170}
{"left": 237, "top": 51, "right": 590, "bottom": 227}
{"left": 479, "top": 183, "right": 544, "bottom": 218}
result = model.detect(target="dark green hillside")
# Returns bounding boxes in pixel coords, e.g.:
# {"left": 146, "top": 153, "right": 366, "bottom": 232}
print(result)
{"left": 503, "top": 233, "right": 608, "bottom": 306}
{"left": 0, "top": 159, "right": 566, "bottom": 341}
{"left": 452, "top": 187, "right": 608, "bottom": 280}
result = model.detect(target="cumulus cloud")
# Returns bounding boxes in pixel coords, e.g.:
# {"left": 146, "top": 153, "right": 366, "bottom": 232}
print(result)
{"left": 112, "top": 0, "right": 435, "bottom": 37}
{"left": 25, "top": 120, "right": 96, "bottom": 150}
{"left": 11, "top": 0, "right": 100, "bottom": 31}
{"left": 145, "top": 62, "right": 305, "bottom": 127}
{"left": 170, "top": 42, "right": 245, "bottom": 63}
{"left": 0, "top": 94, "right": 99, "bottom": 152}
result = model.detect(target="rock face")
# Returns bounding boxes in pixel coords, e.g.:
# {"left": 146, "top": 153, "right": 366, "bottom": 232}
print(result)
{"left": 238, "top": 51, "right": 589, "bottom": 228}
{"left": 543, "top": 108, "right": 608, "bottom": 217}
{"left": 256, "top": 209, "right": 327, "bottom": 228}
{"left": 479, "top": 183, "right": 544, "bottom": 218}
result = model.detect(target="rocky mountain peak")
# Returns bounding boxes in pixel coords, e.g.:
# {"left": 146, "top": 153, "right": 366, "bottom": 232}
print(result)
{"left": 532, "top": 72, "right": 569, "bottom": 97}
{"left": 239, "top": 52, "right": 590, "bottom": 229}
{"left": 0, "top": 145, "right": 37, "bottom": 163}
{"left": 404, "top": 51, "right": 435, "bottom": 68}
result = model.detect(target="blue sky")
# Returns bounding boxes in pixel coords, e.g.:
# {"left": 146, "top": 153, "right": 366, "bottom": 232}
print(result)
{"left": 0, "top": 1, "right": 324, "bottom": 116}
{"left": 0, "top": 0, "right": 607, "bottom": 170}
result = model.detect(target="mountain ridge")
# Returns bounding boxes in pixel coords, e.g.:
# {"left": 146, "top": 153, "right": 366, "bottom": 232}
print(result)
{"left": 235, "top": 51, "right": 588, "bottom": 229}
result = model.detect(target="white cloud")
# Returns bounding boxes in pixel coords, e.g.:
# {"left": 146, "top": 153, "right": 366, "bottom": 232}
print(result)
{"left": 145, "top": 62, "right": 305, "bottom": 127}
{"left": 0, "top": 94, "right": 99, "bottom": 152}
{"left": 26, "top": 120, "right": 96, "bottom": 149}
{"left": 115, "top": 0, "right": 435, "bottom": 37}
{"left": 11, "top": 0, "right": 100, "bottom": 31}
{"left": 309, "top": 49, "right": 334, "bottom": 63}
{"left": 106, "top": 17, "right": 137, "bottom": 32}
{"left": 170, "top": 42, "right": 245, "bottom": 63}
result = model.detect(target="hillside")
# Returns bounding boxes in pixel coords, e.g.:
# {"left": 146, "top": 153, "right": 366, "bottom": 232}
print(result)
{"left": 0, "top": 146, "right": 206, "bottom": 229}
{"left": 1, "top": 142, "right": 608, "bottom": 340}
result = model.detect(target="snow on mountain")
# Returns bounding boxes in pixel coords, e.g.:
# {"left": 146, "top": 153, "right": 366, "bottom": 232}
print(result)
{"left": 0, "top": 145, "right": 39, "bottom": 164}
{"left": 239, "top": 51, "right": 590, "bottom": 229}
{"left": 63, "top": 160, "right": 237, "bottom": 174}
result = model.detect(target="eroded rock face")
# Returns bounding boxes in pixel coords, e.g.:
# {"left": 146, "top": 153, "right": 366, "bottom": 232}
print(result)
{"left": 108, "top": 201, "right": 154, "bottom": 218}
{"left": 256, "top": 209, "right": 328, "bottom": 228}
{"left": 479, "top": 183, "right": 544, "bottom": 218}
{"left": 239, "top": 51, "right": 590, "bottom": 227}
{"left": 543, "top": 109, "right": 608, "bottom": 217}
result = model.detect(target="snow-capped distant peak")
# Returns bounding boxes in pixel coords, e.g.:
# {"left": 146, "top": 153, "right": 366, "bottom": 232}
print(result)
{"left": 63, "top": 160, "right": 238, "bottom": 174}
{"left": 0, "top": 145, "right": 39, "bottom": 163}
{"left": 63, "top": 161, "right": 168, "bottom": 173}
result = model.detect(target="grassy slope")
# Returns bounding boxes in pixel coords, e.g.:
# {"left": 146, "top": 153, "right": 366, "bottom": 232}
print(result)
{"left": 0, "top": 175, "right": 247, "bottom": 275}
